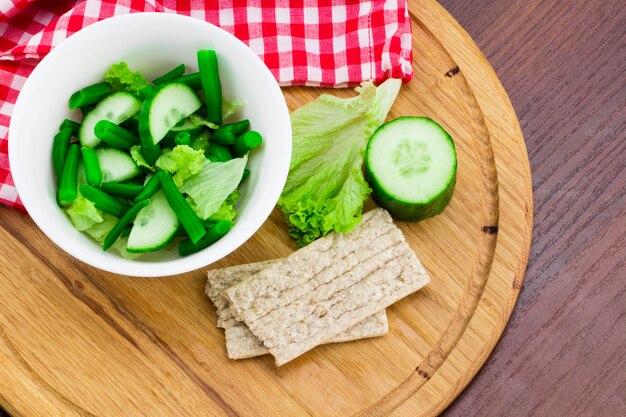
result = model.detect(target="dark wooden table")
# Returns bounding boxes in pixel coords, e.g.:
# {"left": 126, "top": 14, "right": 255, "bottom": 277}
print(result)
{"left": 0, "top": 1, "right": 624, "bottom": 416}
{"left": 437, "top": 0, "right": 626, "bottom": 416}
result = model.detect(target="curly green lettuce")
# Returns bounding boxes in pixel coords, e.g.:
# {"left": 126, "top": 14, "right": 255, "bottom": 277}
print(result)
{"left": 278, "top": 78, "right": 402, "bottom": 246}
{"left": 105, "top": 62, "right": 148, "bottom": 94}
{"left": 155, "top": 145, "right": 206, "bottom": 186}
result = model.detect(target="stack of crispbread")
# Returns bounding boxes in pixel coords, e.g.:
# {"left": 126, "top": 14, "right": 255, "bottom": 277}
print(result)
{"left": 205, "top": 208, "right": 430, "bottom": 366}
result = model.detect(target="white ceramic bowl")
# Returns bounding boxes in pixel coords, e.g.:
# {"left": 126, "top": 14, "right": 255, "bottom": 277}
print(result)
{"left": 9, "top": 13, "right": 291, "bottom": 277}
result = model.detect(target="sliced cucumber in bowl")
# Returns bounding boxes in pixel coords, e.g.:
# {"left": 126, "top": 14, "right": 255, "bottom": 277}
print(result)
{"left": 127, "top": 191, "right": 180, "bottom": 253}
{"left": 365, "top": 116, "right": 457, "bottom": 221}
{"left": 79, "top": 91, "right": 142, "bottom": 148}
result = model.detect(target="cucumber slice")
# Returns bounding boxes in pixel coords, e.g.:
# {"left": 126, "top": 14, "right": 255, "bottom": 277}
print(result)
{"left": 365, "top": 116, "right": 457, "bottom": 221}
{"left": 127, "top": 191, "right": 179, "bottom": 253}
{"left": 79, "top": 91, "right": 142, "bottom": 148}
{"left": 95, "top": 147, "right": 142, "bottom": 183}
{"left": 139, "top": 82, "right": 202, "bottom": 146}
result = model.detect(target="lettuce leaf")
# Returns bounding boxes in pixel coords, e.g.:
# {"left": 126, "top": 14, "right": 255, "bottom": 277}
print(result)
{"left": 105, "top": 62, "right": 148, "bottom": 94}
{"left": 155, "top": 145, "right": 206, "bottom": 186}
{"left": 207, "top": 189, "right": 240, "bottom": 222}
{"left": 83, "top": 213, "right": 142, "bottom": 259}
{"left": 222, "top": 98, "right": 245, "bottom": 120}
{"left": 130, "top": 145, "right": 155, "bottom": 172}
{"left": 278, "top": 78, "right": 401, "bottom": 246}
{"left": 180, "top": 156, "right": 247, "bottom": 220}
{"left": 66, "top": 193, "right": 103, "bottom": 231}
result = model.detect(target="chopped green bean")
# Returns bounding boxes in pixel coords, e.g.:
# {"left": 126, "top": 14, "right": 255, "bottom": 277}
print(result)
{"left": 59, "top": 119, "right": 81, "bottom": 137}
{"left": 79, "top": 184, "right": 130, "bottom": 218}
{"left": 57, "top": 144, "right": 81, "bottom": 207}
{"left": 232, "top": 130, "right": 262, "bottom": 157}
{"left": 210, "top": 125, "right": 235, "bottom": 145}
{"left": 102, "top": 199, "right": 150, "bottom": 251}
{"left": 69, "top": 82, "right": 111, "bottom": 110}
{"left": 158, "top": 171, "right": 206, "bottom": 243}
{"left": 178, "top": 220, "right": 232, "bottom": 256}
{"left": 208, "top": 142, "right": 232, "bottom": 162}
{"left": 80, "top": 105, "right": 95, "bottom": 116}
{"left": 173, "top": 72, "right": 201, "bottom": 89}
{"left": 153, "top": 64, "right": 186, "bottom": 85}
{"left": 197, "top": 50, "right": 222, "bottom": 124}
{"left": 94, "top": 120, "right": 139, "bottom": 149}
{"left": 52, "top": 128, "right": 72, "bottom": 183}
{"left": 100, "top": 182, "right": 144, "bottom": 198}
{"left": 140, "top": 142, "right": 162, "bottom": 166}
{"left": 80, "top": 147, "right": 102, "bottom": 186}
{"left": 207, "top": 155, "right": 221, "bottom": 162}
{"left": 240, "top": 168, "right": 250, "bottom": 184}
{"left": 174, "top": 131, "right": 192, "bottom": 147}
{"left": 133, "top": 173, "right": 161, "bottom": 202}
{"left": 138, "top": 85, "right": 154, "bottom": 99}
{"left": 121, "top": 225, "right": 132, "bottom": 238}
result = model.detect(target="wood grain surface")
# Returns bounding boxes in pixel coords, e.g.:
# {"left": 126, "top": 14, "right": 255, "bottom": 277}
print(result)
{"left": 436, "top": 0, "right": 626, "bottom": 416}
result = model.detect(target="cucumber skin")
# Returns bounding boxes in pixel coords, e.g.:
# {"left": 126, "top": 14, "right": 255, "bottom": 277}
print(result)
{"left": 365, "top": 116, "right": 457, "bottom": 222}
{"left": 366, "top": 167, "right": 456, "bottom": 221}
{"left": 125, "top": 233, "right": 176, "bottom": 253}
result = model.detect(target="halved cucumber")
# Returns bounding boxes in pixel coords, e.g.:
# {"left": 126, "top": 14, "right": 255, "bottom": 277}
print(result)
{"left": 139, "top": 82, "right": 202, "bottom": 146}
{"left": 365, "top": 116, "right": 457, "bottom": 221}
{"left": 95, "top": 147, "right": 142, "bottom": 183}
{"left": 127, "top": 191, "right": 179, "bottom": 253}
{"left": 79, "top": 91, "right": 142, "bottom": 148}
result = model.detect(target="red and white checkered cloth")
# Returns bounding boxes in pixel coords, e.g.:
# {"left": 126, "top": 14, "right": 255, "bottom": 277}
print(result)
{"left": 0, "top": 0, "right": 413, "bottom": 211}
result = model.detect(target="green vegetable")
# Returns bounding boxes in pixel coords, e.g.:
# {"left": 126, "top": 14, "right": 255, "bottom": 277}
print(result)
{"left": 365, "top": 116, "right": 457, "bottom": 221}
{"left": 152, "top": 64, "right": 185, "bottom": 85}
{"left": 222, "top": 98, "right": 244, "bottom": 120}
{"left": 208, "top": 143, "right": 232, "bottom": 162}
{"left": 211, "top": 119, "right": 250, "bottom": 145}
{"left": 57, "top": 144, "right": 81, "bottom": 207}
{"left": 52, "top": 127, "right": 72, "bottom": 184}
{"left": 197, "top": 49, "right": 222, "bottom": 124}
{"left": 232, "top": 130, "right": 262, "bottom": 157}
{"left": 133, "top": 172, "right": 161, "bottom": 202}
{"left": 155, "top": 144, "right": 206, "bottom": 186}
{"left": 105, "top": 62, "right": 148, "bottom": 94}
{"left": 179, "top": 156, "right": 247, "bottom": 219}
{"left": 174, "top": 131, "right": 192, "bottom": 147}
{"left": 94, "top": 120, "right": 139, "bottom": 150}
{"left": 103, "top": 199, "right": 150, "bottom": 251}
{"left": 173, "top": 72, "right": 201, "bottom": 89}
{"left": 158, "top": 171, "right": 206, "bottom": 244}
{"left": 80, "top": 147, "right": 103, "bottom": 186}
{"left": 240, "top": 168, "right": 250, "bottom": 184}
{"left": 178, "top": 220, "right": 232, "bottom": 256}
{"left": 84, "top": 212, "right": 117, "bottom": 240}
{"left": 59, "top": 119, "right": 81, "bottom": 137}
{"left": 69, "top": 82, "right": 111, "bottom": 110}
{"left": 129, "top": 145, "right": 155, "bottom": 172}
{"left": 100, "top": 182, "right": 144, "bottom": 199}
{"left": 79, "top": 184, "right": 130, "bottom": 218}
{"left": 278, "top": 78, "right": 401, "bottom": 246}
{"left": 66, "top": 192, "right": 104, "bottom": 231}
{"left": 207, "top": 189, "right": 240, "bottom": 222}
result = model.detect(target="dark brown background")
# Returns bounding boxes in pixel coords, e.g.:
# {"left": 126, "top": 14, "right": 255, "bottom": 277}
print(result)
{"left": 1, "top": 1, "right": 624, "bottom": 416}
{"left": 436, "top": 0, "right": 626, "bottom": 416}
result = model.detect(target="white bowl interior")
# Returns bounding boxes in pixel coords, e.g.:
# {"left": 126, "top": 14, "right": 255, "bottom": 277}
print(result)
{"left": 9, "top": 13, "right": 291, "bottom": 277}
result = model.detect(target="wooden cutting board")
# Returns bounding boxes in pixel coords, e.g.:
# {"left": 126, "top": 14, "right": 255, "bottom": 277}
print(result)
{"left": 0, "top": 1, "right": 532, "bottom": 416}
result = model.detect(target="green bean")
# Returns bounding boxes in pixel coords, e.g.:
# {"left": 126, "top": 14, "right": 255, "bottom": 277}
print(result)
{"left": 80, "top": 104, "right": 95, "bottom": 116}
{"left": 197, "top": 50, "right": 222, "bottom": 124}
{"left": 173, "top": 72, "right": 201, "bottom": 89}
{"left": 141, "top": 142, "right": 162, "bottom": 166}
{"left": 210, "top": 125, "right": 235, "bottom": 145}
{"left": 121, "top": 116, "right": 139, "bottom": 133}
{"left": 79, "top": 184, "right": 130, "bottom": 218}
{"left": 100, "top": 182, "right": 144, "bottom": 199}
{"left": 57, "top": 144, "right": 80, "bottom": 207}
{"left": 174, "top": 131, "right": 192, "bottom": 147}
{"left": 158, "top": 171, "right": 206, "bottom": 243}
{"left": 94, "top": 120, "right": 139, "bottom": 149}
{"left": 121, "top": 225, "right": 132, "bottom": 238}
{"left": 153, "top": 64, "right": 186, "bottom": 85}
{"left": 138, "top": 85, "right": 154, "bottom": 100}
{"left": 240, "top": 168, "right": 250, "bottom": 184}
{"left": 133, "top": 173, "right": 161, "bottom": 202}
{"left": 69, "top": 82, "right": 111, "bottom": 110}
{"left": 59, "top": 119, "right": 81, "bottom": 137}
{"left": 102, "top": 199, "right": 150, "bottom": 251}
{"left": 232, "top": 130, "right": 262, "bottom": 157}
{"left": 178, "top": 220, "right": 232, "bottom": 256}
{"left": 208, "top": 142, "right": 232, "bottom": 162}
{"left": 52, "top": 128, "right": 72, "bottom": 183}
{"left": 80, "top": 147, "right": 102, "bottom": 186}
{"left": 207, "top": 155, "right": 221, "bottom": 163}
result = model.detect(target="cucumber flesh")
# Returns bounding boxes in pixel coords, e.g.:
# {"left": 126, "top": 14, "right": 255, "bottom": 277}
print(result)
{"left": 139, "top": 82, "right": 202, "bottom": 146}
{"left": 79, "top": 91, "right": 142, "bottom": 148}
{"left": 127, "top": 191, "right": 179, "bottom": 253}
{"left": 95, "top": 147, "right": 142, "bottom": 183}
{"left": 365, "top": 116, "right": 457, "bottom": 221}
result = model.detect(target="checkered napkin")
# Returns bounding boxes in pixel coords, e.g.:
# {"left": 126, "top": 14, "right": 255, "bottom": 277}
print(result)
{"left": 0, "top": 0, "right": 413, "bottom": 211}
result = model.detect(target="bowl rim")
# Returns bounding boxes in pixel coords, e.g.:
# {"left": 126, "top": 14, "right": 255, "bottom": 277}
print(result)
{"left": 9, "top": 12, "right": 291, "bottom": 277}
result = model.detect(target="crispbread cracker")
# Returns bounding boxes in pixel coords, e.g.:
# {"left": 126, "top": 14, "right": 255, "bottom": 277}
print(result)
{"left": 206, "top": 260, "right": 388, "bottom": 359}
{"left": 225, "top": 209, "right": 430, "bottom": 366}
